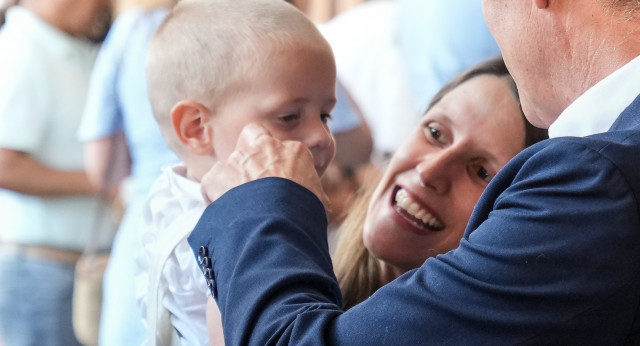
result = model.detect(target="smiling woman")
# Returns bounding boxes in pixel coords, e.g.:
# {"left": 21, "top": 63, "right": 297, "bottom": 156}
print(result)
{"left": 332, "top": 55, "right": 548, "bottom": 310}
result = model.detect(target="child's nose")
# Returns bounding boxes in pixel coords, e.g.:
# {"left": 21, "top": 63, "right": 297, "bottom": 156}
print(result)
{"left": 305, "top": 121, "right": 336, "bottom": 176}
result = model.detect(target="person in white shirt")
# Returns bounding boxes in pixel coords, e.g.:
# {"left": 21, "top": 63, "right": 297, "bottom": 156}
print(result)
{"left": 78, "top": 2, "right": 180, "bottom": 345}
{"left": 0, "top": 0, "right": 112, "bottom": 345}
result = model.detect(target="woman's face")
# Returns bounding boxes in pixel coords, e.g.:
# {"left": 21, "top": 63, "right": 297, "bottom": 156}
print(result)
{"left": 363, "top": 74, "right": 526, "bottom": 275}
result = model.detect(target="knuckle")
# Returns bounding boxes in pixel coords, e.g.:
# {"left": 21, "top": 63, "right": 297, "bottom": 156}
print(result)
{"left": 254, "top": 133, "right": 276, "bottom": 147}
{"left": 287, "top": 140, "right": 307, "bottom": 152}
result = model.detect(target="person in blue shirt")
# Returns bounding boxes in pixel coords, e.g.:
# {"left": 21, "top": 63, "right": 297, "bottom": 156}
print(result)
{"left": 397, "top": 0, "right": 501, "bottom": 112}
{"left": 78, "top": 2, "right": 179, "bottom": 345}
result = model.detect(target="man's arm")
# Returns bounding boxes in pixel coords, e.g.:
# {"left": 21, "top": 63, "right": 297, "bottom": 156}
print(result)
{"left": 190, "top": 133, "right": 640, "bottom": 344}
{"left": 0, "top": 148, "right": 96, "bottom": 197}
{"left": 189, "top": 178, "right": 342, "bottom": 345}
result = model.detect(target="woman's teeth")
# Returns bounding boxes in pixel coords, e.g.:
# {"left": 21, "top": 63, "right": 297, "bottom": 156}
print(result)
{"left": 394, "top": 188, "right": 444, "bottom": 230}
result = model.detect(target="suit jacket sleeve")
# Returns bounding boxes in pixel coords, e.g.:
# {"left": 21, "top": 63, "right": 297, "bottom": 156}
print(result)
{"left": 188, "top": 138, "right": 640, "bottom": 345}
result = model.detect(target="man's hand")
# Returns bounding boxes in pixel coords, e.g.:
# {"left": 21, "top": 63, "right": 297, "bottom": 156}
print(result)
{"left": 201, "top": 123, "right": 329, "bottom": 207}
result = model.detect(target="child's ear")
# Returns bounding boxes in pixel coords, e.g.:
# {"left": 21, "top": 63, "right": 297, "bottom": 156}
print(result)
{"left": 170, "top": 100, "right": 214, "bottom": 156}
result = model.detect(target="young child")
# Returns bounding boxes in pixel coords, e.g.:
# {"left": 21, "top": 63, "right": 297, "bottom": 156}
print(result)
{"left": 135, "top": 0, "right": 337, "bottom": 344}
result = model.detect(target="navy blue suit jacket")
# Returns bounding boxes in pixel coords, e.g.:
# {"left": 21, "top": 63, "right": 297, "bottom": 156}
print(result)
{"left": 189, "top": 95, "right": 640, "bottom": 345}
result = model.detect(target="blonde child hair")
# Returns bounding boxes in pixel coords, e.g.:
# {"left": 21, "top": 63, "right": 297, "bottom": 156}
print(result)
{"left": 146, "top": 0, "right": 327, "bottom": 157}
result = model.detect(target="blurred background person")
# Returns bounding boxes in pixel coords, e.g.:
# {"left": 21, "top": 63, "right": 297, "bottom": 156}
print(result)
{"left": 0, "top": 0, "right": 113, "bottom": 345}
{"left": 78, "top": 0, "right": 179, "bottom": 345}
{"left": 397, "top": 0, "right": 501, "bottom": 113}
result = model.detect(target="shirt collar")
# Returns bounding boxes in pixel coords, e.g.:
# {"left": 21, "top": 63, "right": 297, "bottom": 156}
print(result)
{"left": 548, "top": 54, "right": 640, "bottom": 138}
{"left": 165, "top": 165, "right": 206, "bottom": 211}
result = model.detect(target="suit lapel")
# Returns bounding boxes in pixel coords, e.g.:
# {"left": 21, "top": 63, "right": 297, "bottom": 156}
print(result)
{"left": 610, "top": 93, "right": 640, "bottom": 132}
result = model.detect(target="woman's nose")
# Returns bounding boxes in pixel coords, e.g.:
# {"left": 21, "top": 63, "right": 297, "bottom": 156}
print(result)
{"left": 415, "top": 151, "right": 453, "bottom": 194}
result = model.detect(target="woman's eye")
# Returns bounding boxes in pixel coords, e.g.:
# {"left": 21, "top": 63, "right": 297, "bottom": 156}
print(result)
{"left": 429, "top": 127, "right": 441, "bottom": 140}
{"left": 477, "top": 166, "right": 493, "bottom": 182}
{"left": 425, "top": 123, "right": 447, "bottom": 144}
{"left": 320, "top": 113, "right": 332, "bottom": 124}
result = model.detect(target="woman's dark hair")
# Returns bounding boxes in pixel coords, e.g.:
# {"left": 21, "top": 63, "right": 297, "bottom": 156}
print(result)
{"left": 333, "top": 55, "right": 548, "bottom": 311}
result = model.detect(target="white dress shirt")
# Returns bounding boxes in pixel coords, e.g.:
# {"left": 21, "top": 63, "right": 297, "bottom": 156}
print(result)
{"left": 549, "top": 54, "right": 640, "bottom": 138}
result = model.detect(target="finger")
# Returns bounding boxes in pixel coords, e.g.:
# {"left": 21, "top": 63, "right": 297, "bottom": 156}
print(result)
{"left": 235, "top": 122, "right": 274, "bottom": 150}
{"left": 200, "top": 161, "right": 242, "bottom": 204}
{"left": 201, "top": 186, "right": 212, "bottom": 205}
{"left": 200, "top": 164, "right": 220, "bottom": 204}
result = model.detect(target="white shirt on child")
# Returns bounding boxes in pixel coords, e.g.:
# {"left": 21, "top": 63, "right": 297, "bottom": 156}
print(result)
{"left": 136, "top": 164, "right": 212, "bottom": 346}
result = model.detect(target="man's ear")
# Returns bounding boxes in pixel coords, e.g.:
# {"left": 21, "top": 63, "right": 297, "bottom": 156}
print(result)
{"left": 170, "top": 100, "right": 214, "bottom": 156}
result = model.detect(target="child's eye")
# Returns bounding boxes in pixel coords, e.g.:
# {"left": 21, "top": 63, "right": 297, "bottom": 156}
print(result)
{"left": 321, "top": 113, "right": 332, "bottom": 124}
{"left": 280, "top": 114, "right": 300, "bottom": 123}
{"left": 476, "top": 166, "right": 493, "bottom": 183}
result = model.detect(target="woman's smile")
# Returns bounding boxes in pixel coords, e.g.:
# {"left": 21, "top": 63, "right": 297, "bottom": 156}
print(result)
{"left": 390, "top": 186, "right": 445, "bottom": 234}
